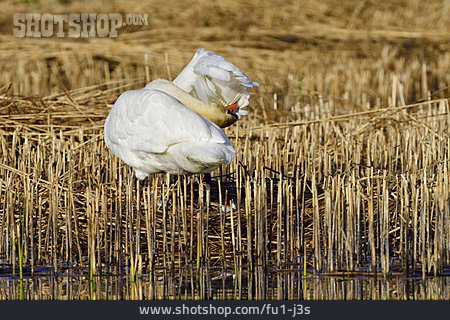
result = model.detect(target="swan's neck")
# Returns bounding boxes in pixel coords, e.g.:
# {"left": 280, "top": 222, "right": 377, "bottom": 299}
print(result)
{"left": 146, "top": 80, "right": 236, "bottom": 128}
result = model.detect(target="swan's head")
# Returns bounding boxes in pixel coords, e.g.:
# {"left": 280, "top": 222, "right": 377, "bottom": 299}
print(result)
{"left": 207, "top": 99, "right": 250, "bottom": 128}
{"left": 209, "top": 91, "right": 252, "bottom": 128}
{"left": 145, "top": 78, "right": 256, "bottom": 128}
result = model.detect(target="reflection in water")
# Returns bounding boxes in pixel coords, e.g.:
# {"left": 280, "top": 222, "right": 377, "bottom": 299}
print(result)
{"left": 0, "top": 268, "right": 448, "bottom": 300}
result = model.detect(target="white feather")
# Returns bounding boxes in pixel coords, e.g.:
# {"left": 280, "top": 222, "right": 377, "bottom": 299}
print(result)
{"left": 174, "top": 48, "right": 259, "bottom": 113}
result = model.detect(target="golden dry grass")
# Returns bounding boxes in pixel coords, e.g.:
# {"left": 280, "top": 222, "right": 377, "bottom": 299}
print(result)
{"left": 0, "top": 0, "right": 449, "bottom": 300}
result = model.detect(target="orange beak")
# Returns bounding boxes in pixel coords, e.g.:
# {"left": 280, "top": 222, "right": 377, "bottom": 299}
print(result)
{"left": 227, "top": 103, "right": 239, "bottom": 113}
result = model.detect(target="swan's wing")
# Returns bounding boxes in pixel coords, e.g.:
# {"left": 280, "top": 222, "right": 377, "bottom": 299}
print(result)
{"left": 104, "top": 88, "right": 235, "bottom": 175}
{"left": 105, "top": 88, "right": 232, "bottom": 154}
{"left": 173, "top": 48, "right": 259, "bottom": 118}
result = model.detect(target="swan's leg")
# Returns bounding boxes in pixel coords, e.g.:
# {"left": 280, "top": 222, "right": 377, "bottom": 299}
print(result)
{"left": 204, "top": 172, "right": 212, "bottom": 186}
{"left": 135, "top": 176, "right": 144, "bottom": 211}
{"left": 138, "top": 176, "right": 148, "bottom": 189}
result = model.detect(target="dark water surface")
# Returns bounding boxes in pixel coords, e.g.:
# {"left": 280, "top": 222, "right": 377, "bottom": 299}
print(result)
{"left": 0, "top": 267, "right": 448, "bottom": 300}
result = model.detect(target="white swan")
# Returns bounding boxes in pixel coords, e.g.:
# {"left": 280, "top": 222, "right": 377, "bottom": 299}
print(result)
{"left": 104, "top": 49, "right": 259, "bottom": 180}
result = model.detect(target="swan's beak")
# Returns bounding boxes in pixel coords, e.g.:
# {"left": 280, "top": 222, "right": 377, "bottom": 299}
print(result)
{"left": 226, "top": 103, "right": 240, "bottom": 120}
{"left": 227, "top": 103, "right": 239, "bottom": 113}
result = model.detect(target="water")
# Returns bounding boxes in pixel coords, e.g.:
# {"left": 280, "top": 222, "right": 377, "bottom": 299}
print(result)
{"left": 1, "top": 267, "right": 448, "bottom": 300}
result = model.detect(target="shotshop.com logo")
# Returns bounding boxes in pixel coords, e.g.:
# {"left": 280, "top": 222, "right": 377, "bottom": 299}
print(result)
{"left": 13, "top": 13, "right": 148, "bottom": 38}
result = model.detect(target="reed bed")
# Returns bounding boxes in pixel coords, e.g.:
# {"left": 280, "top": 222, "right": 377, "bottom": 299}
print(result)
{"left": 0, "top": 0, "right": 449, "bottom": 300}
{"left": 0, "top": 76, "right": 448, "bottom": 299}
